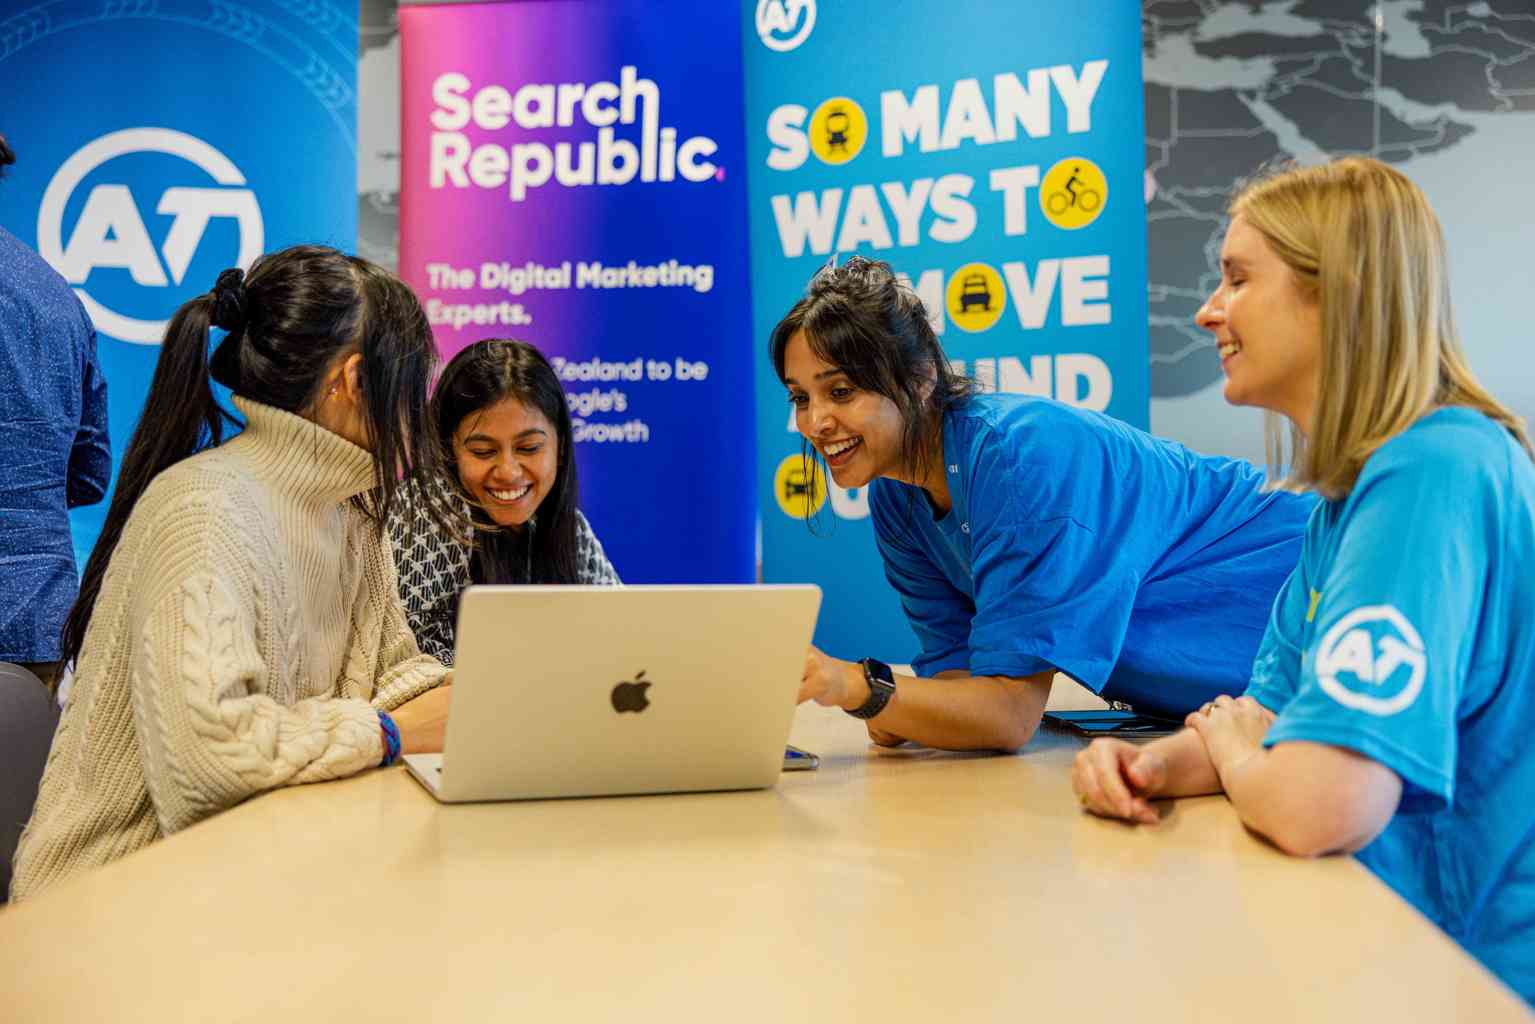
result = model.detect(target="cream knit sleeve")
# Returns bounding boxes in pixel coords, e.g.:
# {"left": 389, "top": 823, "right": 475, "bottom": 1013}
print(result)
{"left": 371, "top": 603, "right": 452, "bottom": 711}
{"left": 132, "top": 571, "right": 385, "bottom": 836}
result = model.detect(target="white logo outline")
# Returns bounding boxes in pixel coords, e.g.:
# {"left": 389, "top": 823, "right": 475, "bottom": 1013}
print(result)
{"left": 755, "top": 0, "right": 816, "bottom": 52}
{"left": 38, "top": 128, "right": 264, "bottom": 345}
{"left": 1315, "top": 604, "right": 1427, "bottom": 717}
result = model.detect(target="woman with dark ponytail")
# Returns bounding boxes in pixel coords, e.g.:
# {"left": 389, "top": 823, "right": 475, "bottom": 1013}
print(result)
{"left": 389, "top": 338, "right": 619, "bottom": 665}
{"left": 12, "top": 245, "right": 453, "bottom": 899}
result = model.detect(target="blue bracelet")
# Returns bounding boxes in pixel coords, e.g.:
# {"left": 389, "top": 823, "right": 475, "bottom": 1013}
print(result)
{"left": 377, "top": 710, "right": 402, "bottom": 767}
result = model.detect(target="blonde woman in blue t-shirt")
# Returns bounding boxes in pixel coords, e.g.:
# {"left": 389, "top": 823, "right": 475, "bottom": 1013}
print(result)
{"left": 1072, "top": 157, "right": 1535, "bottom": 1005}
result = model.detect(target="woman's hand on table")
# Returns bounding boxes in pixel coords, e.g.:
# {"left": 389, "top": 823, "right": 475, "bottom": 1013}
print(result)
{"left": 391, "top": 685, "right": 453, "bottom": 754}
{"left": 798, "top": 648, "right": 913, "bottom": 746}
{"left": 1185, "top": 695, "right": 1275, "bottom": 781}
{"left": 798, "top": 645, "right": 867, "bottom": 711}
{"left": 1072, "top": 738, "right": 1168, "bottom": 825}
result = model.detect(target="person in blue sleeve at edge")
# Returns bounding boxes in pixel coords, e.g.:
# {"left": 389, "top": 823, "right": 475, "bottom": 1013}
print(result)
{"left": 1073, "top": 157, "right": 1535, "bottom": 1006}
{"left": 773, "top": 255, "right": 1315, "bottom": 753}
{"left": 0, "top": 131, "right": 111, "bottom": 691}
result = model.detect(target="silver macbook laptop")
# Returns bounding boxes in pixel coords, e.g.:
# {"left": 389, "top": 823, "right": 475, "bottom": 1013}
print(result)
{"left": 404, "top": 584, "right": 821, "bottom": 803}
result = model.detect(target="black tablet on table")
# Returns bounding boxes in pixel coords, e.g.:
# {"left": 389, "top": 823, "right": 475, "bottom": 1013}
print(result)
{"left": 1042, "top": 709, "right": 1183, "bottom": 738}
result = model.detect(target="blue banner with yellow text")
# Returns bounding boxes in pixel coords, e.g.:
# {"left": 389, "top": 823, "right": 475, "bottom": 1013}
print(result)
{"left": 744, "top": 0, "right": 1149, "bottom": 661}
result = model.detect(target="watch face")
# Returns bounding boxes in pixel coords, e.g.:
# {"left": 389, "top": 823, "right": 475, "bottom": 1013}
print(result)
{"left": 849, "top": 659, "right": 896, "bottom": 720}
{"left": 862, "top": 658, "right": 895, "bottom": 688}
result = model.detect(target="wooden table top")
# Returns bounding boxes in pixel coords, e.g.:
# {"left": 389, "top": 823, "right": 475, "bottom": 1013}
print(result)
{"left": 1, "top": 682, "right": 1527, "bottom": 1022}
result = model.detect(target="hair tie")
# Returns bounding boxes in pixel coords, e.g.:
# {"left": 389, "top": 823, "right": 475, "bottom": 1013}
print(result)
{"left": 210, "top": 267, "right": 249, "bottom": 333}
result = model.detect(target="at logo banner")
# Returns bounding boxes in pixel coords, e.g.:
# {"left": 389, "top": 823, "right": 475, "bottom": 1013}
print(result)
{"left": 0, "top": 0, "right": 358, "bottom": 564}
{"left": 38, "top": 128, "right": 265, "bottom": 346}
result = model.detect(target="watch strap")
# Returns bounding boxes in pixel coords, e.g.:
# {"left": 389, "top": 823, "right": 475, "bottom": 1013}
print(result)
{"left": 846, "top": 658, "right": 895, "bottom": 720}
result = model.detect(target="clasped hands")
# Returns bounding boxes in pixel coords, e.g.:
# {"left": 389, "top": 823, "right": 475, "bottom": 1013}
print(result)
{"left": 1071, "top": 694, "right": 1275, "bottom": 825}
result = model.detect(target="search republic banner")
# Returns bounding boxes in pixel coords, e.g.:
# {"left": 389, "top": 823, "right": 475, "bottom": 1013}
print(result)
{"left": 399, "top": 0, "right": 756, "bottom": 583}
{"left": 745, "top": 0, "right": 1150, "bottom": 660}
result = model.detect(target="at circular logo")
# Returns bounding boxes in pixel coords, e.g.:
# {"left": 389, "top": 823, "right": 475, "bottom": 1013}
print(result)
{"left": 755, "top": 0, "right": 816, "bottom": 52}
{"left": 1039, "top": 157, "right": 1108, "bottom": 231}
{"left": 37, "top": 127, "right": 264, "bottom": 345}
{"left": 808, "top": 97, "right": 867, "bottom": 165}
{"left": 944, "top": 261, "right": 1006, "bottom": 333}
{"left": 1315, "top": 605, "right": 1428, "bottom": 717}
{"left": 774, "top": 453, "right": 826, "bottom": 519}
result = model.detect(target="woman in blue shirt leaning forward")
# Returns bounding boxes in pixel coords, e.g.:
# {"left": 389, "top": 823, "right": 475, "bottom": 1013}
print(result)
{"left": 775, "top": 256, "right": 1314, "bottom": 753}
{"left": 1072, "top": 157, "right": 1535, "bottom": 1004}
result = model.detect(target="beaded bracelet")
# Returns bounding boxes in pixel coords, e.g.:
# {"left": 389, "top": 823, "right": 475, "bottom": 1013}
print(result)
{"left": 377, "top": 710, "right": 402, "bottom": 767}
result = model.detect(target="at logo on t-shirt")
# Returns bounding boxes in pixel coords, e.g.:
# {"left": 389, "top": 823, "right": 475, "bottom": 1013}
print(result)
{"left": 1315, "top": 605, "right": 1427, "bottom": 716}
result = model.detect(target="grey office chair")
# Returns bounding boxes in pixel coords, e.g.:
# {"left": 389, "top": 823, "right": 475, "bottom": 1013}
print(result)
{"left": 0, "top": 663, "right": 59, "bottom": 901}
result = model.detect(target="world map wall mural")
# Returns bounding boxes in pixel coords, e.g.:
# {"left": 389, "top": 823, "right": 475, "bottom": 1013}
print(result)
{"left": 1144, "top": 1, "right": 1535, "bottom": 462}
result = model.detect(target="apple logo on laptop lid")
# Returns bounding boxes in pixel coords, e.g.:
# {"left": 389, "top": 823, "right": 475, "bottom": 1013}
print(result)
{"left": 611, "top": 671, "right": 651, "bottom": 713}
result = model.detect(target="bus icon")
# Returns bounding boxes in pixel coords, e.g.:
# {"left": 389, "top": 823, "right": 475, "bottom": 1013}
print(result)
{"left": 958, "top": 273, "right": 992, "bottom": 313}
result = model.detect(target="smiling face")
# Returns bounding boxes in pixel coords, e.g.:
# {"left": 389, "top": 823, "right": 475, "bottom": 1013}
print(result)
{"left": 1195, "top": 214, "right": 1324, "bottom": 429}
{"left": 452, "top": 397, "right": 559, "bottom": 529}
{"left": 782, "top": 330, "right": 910, "bottom": 489}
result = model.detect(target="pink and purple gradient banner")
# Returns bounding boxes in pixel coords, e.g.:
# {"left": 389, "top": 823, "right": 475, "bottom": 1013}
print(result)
{"left": 400, "top": 0, "right": 755, "bottom": 583}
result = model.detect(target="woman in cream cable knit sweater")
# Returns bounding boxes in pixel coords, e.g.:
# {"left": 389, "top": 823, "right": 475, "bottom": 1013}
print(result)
{"left": 11, "top": 246, "right": 454, "bottom": 899}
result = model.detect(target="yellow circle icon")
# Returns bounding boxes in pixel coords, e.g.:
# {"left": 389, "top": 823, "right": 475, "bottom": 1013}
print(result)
{"left": 809, "top": 97, "right": 868, "bottom": 165}
{"left": 944, "top": 262, "right": 1006, "bottom": 334}
{"left": 774, "top": 453, "right": 826, "bottom": 519}
{"left": 1040, "top": 157, "right": 1107, "bottom": 230}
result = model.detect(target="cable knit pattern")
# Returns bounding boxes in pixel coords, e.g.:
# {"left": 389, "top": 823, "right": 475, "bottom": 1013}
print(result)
{"left": 10, "top": 397, "right": 449, "bottom": 900}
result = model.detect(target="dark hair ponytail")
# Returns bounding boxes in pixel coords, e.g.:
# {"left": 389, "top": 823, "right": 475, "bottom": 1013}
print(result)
{"left": 60, "top": 297, "right": 236, "bottom": 665}
{"left": 0, "top": 131, "right": 15, "bottom": 178}
{"left": 431, "top": 339, "right": 582, "bottom": 584}
{"left": 61, "top": 245, "right": 443, "bottom": 667}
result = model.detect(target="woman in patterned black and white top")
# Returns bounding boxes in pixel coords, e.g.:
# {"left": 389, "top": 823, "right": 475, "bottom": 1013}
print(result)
{"left": 389, "top": 339, "right": 619, "bottom": 665}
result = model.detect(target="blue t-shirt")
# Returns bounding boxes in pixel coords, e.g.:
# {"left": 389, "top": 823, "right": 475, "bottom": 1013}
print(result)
{"left": 1247, "top": 408, "right": 1535, "bottom": 1005}
{"left": 871, "top": 393, "right": 1314, "bottom": 714}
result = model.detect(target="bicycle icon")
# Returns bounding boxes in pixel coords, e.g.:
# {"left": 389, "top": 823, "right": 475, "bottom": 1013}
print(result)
{"left": 1046, "top": 165, "right": 1102, "bottom": 216}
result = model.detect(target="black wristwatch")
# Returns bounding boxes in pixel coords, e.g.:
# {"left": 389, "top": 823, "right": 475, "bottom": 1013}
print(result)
{"left": 846, "top": 658, "right": 896, "bottom": 720}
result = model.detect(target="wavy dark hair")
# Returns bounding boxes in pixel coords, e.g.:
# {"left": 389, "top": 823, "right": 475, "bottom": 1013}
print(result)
{"left": 61, "top": 244, "right": 442, "bottom": 667}
{"left": 432, "top": 338, "right": 582, "bottom": 584}
{"left": 769, "top": 256, "right": 975, "bottom": 522}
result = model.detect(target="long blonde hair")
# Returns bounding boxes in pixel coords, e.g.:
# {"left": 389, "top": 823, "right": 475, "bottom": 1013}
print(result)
{"left": 1231, "top": 157, "right": 1531, "bottom": 499}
